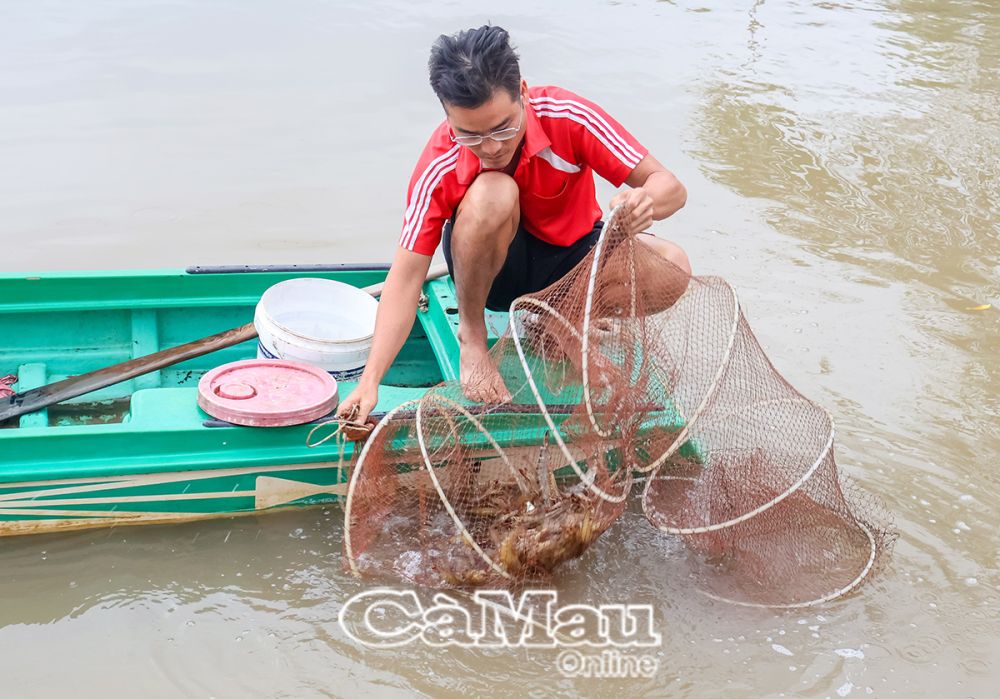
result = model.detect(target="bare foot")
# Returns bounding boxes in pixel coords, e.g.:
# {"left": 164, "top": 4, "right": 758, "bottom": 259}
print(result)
{"left": 459, "top": 340, "right": 512, "bottom": 404}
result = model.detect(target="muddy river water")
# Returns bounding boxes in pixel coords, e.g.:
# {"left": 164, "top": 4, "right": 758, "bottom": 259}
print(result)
{"left": 1, "top": 1, "right": 998, "bottom": 696}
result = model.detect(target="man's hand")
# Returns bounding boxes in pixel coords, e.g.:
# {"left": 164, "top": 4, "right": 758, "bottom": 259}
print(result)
{"left": 609, "top": 187, "right": 655, "bottom": 235}
{"left": 337, "top": 380, "right": 379, "bottom": 424}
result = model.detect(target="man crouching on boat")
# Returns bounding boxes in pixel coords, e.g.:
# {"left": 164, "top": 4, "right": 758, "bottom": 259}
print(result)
{"left": 337, "top": 25, "right": 688, "bottom": 421}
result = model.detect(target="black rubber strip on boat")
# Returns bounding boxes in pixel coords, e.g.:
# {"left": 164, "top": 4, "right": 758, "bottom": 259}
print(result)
{"left": 185, "top": 262, "right": 393, "bottom": 274}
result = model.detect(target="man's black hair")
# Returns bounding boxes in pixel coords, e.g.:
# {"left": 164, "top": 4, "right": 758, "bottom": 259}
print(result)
{"left": 428, "top": 25, "right": 521, "bottom": 109}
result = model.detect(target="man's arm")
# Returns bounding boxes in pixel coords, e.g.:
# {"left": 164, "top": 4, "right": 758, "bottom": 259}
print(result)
{"left": 609, "top": 154, "right": 687, "bottom": 233}
{"left": 336, "top": 247, "right": 432, "bottom": 422}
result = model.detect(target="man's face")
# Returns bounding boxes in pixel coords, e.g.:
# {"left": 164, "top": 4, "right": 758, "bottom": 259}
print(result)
{"left": 445, "top": 85, "right": 526, "bottom": 170}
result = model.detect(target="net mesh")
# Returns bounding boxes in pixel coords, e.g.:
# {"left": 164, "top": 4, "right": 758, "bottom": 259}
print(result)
{"left": 342, "top": 205, "right": 895, "bottom": 606}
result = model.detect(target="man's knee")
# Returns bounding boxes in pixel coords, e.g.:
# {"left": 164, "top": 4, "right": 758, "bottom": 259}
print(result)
{"left": 637, "top": 234, "right": 691, "bottom": 276}
{"left": 454, "top": 172, "right": 519, "bottom": 232}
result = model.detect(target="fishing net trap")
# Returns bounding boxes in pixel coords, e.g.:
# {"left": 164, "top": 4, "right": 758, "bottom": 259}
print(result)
{"left": 338, "top": 205, "right": 895, "bottom": 608}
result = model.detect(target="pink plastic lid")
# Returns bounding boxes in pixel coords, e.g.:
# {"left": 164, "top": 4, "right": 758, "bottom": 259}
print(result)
{"left": 197, "top": 359, "right": 339, "bottom": 427}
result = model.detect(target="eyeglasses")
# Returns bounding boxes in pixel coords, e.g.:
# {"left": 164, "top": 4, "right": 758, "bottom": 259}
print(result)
{"left": 450, "top": 102, "right": 524, "bottom": 147}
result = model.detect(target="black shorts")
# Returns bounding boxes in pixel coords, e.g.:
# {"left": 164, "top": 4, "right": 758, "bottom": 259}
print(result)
{"left": 442, "top": 219, "right": 604, "bottom": 312}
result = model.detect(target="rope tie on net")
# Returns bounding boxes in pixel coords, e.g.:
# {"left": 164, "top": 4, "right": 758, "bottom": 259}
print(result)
{"left": 304, "top": 404, "right": 379, "bottom": 482}
{"left": 306, "top": 404, "right": 375, "bottom": 448}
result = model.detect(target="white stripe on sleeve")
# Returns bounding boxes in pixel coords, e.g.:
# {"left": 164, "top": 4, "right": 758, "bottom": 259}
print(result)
{"left": 529, "top": 96, "right": 643, "bottom": 165}
{"left": 400, "top": 147, "right": 460, "bottom": 249}
{"left": 401, "top": 152, "right": 459, "bottom": 250}
{"left": 532, "top": 108, "right": 640, "bottom": 169}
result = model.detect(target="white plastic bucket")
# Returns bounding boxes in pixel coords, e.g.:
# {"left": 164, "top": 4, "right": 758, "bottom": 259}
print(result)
{"left": 254, "top": 278, "right": 378, "bottom": 381}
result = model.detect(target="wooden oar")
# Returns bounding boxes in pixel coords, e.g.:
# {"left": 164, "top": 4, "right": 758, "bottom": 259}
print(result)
{"left": 1, "top": 264, "right": 448, "bottom": 423}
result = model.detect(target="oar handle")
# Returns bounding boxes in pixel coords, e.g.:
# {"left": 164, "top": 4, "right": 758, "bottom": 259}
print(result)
{"left": 1, "top": 323, "right": 259, "bottom": 423}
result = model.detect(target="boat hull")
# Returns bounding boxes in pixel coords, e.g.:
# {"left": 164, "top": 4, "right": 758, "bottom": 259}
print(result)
{"left": 1, "top": 265, "right": 690, "bottom": 537}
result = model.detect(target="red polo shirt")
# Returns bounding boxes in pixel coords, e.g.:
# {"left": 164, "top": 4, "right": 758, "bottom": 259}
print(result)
{"left": 399, "top": 85, "right": 649, "bottom": 256}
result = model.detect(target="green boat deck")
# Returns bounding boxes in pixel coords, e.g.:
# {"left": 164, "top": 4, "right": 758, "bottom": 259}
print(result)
{"left": 0, "top": 266, "right": 687, "bottom": 536}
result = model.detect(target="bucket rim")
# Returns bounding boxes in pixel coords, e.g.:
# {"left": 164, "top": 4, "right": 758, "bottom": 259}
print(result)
{"left": 256, "top": 304, "right": 376, "bottom": 345}
{"left": 256, "top": 278, "right": 377, "bottom": 345}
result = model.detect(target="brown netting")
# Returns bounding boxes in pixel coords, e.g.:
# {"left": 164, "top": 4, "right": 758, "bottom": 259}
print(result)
{"left": 341, "top": 205, "right": 895, "bottom": 606}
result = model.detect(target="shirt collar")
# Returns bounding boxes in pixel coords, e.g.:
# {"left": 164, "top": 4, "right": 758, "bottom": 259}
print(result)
{"left": 454, "top": 101, "right": 552, "bottom": 185}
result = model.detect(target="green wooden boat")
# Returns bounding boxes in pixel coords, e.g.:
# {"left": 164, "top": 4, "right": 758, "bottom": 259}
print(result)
{"left": 0, "top": 264, "right": 688, "bottom": 537}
